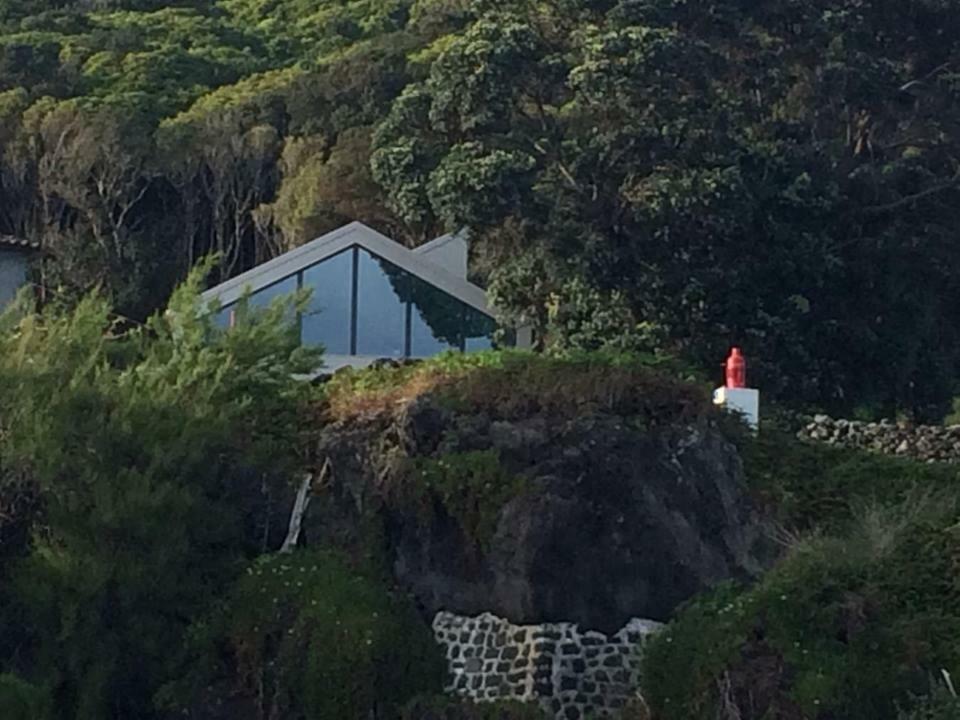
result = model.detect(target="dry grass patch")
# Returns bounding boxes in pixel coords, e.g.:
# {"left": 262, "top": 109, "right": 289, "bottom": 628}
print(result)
{"left": 321, "top": 350, "right": 711, "bottom": 424}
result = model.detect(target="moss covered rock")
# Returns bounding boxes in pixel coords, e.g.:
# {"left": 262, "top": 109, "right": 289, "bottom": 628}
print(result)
{"left": 306, "top": 351, "right": 773, "bottom": 631}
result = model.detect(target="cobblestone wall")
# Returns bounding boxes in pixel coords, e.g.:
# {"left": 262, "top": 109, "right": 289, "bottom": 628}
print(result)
{"left": 798, "top": 415, "right": 960, "bottom": 463}
{"left": 432, "top": 611, "right": 663, "bottom": 719}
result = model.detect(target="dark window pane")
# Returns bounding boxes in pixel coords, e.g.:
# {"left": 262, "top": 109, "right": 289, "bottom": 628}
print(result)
{"left": 463, "top": 306, "right": 497, "bottom": 352}
{"left": 301, "top": 249, "right": 352, "bottom": 354}
{"left": 356, "top": 249, "right": 406, "bottom": 358}
{"left": 409, "top": 275, "right": 461, "bottom": 357}
{"left": 214, "top": 304, "right": 234, "bottom": 329}
{"left": 226, "top": 275, "right": 298, "bottom": 330}
{"left": 249, "top": 275, "right": 298, "bottom": 312}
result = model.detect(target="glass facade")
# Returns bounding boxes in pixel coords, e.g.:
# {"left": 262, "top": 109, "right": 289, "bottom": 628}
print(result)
{"left": 301, "top": 248, "right": 352, "bottom": 355}
{"left": 355, "top": 248, "right": 406, "bottom": 358}
{"left": 215, "top": 245, "right": 509, "bottom": 359}
{"left": 409, "top": 274, "right": 461, "bottom": 357}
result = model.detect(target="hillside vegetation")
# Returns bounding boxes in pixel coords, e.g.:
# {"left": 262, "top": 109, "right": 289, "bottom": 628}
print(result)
{"left": 643, "top": 429, "right": 960, "bottom": 720}
{"left": 2, "top": 0, "right": 960, "bottom": 417}
{"left": 4, "top": 1, "right": 960, "bottom": 719}
{"left": 0, "top": 280, "right": 958, "bottom": 718}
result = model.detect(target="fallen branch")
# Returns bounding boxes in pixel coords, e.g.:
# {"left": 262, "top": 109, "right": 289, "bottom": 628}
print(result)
{"left": 279, "top": 457, "right": 331, "bottom": 553}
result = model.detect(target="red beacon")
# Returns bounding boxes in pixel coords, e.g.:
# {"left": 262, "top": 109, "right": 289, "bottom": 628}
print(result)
{"left": 725, "top": 347, "right": 747, "bottom": 389}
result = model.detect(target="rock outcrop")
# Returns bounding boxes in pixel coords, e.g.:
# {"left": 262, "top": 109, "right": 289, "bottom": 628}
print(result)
{"left": 305, "top": 394, "right": 773, "bottom": 632}
{"left": 798, "top": 414, "right": 960, "bottom": 463}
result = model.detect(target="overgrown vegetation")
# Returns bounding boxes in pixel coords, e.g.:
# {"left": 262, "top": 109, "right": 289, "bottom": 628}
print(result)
{"left": 898, "top": 682, "right": 960, "bottom": 720}
{"left": 323, "top": 349, "right": 708, "bottom": 423}
{"left": 739, "top": 428, "right": 960, "bottom": 533}
{"left": 2, "top": 0, "right": 960, "bottom": 417}
{"left": 162, "top": 548, "right": 444, "bottom": 720}
{"left": 643, "top": 431, "right": 960, "bottom": 720}
{"left": 402, "top": 450, "right": 526, "bottom": 551}
{"left": 0, "top": 267, "right": 318, "bottom": 719}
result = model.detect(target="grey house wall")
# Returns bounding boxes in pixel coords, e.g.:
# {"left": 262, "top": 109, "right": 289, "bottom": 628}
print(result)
{"left": 414, "top": 233, "right": 468, "bottom": 279}
{"left": 0, "top": 249, "right": 29, "bottom": 306}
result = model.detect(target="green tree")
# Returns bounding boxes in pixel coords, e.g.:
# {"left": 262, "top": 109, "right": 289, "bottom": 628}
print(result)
{"left": 0, "top": 267, "right": 318, "bottom": 719}
{"left": 372, "top": 0, "right": 960, "bottom": 420}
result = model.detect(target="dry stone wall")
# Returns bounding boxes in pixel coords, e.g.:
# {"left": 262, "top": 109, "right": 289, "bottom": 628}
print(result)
{"left": 432, "top": 611, "right": 663, "bottom": 720}
{"left": 798, "top": 415, "right": 960, "bottom": 463}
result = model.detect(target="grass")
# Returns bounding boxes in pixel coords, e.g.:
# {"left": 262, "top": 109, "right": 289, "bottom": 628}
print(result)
{"left": 158, "top": 549, "right": 444, "bottom": 719}
{"left": 321, "top": 349, "right": 710, "bottom": 424}
{"left": 645, "top": 430, "right": 960, "bottom": 720}
{"left": 736, "top": 427, "right": 960, "bottom": 534}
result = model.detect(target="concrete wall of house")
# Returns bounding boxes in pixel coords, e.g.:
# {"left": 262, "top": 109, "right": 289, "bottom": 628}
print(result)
{"left": 0, "top": 249, "right": 29, "bottom": 306}
{"left": 415, "top": 234, "right": 468, "bottom": 279}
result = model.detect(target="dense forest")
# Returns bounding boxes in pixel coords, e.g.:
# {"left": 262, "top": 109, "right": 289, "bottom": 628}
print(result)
{"left": 5, "top": 3, "right": 960, "bottom": 719}
{"left": 2, "top": 0, "right": 960, "bottom": 418}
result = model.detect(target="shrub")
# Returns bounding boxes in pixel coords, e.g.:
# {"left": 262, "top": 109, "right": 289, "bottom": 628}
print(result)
{"left": 643, "top": 494, "right": 960, "bottom": 720}
{"left": 164, "top": 549, "right": 444, "bottom": 720}
{"left": 0, "top": 266, "right": 318, "bottom": 719}
{"left": 898, "top": 681, "right": 960, "bottom": 720}
{"left": 737, "top": 428, "right": 960, "bottom": 533}
{"left": 0, "top": 674, "right": 51, "bottom": 720}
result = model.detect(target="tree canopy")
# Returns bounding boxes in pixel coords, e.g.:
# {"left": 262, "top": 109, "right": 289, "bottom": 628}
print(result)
{"left": 2, "top": 0, "right": 960, "bottom": 416}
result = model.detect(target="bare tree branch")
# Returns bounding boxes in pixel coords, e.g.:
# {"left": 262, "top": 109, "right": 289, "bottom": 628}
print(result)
{"left": 861, "top": 172, "right": 960, "bottom": 215}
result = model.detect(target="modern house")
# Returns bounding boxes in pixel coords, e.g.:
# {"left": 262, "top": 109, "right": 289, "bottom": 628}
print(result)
{"left": 0, "top": 235, "right": 38, "bottom": 306}
{"left": 201, "top": 222, "right": 529, "bottom": 371}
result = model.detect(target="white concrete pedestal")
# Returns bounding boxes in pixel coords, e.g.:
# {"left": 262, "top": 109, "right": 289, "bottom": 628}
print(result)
{"left": 713, "top": 387, "right": 760, "bottom": 430}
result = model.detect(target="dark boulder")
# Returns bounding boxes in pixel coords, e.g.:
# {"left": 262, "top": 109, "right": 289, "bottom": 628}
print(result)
{"left": 305, "top": 397, "right": 772, "bottom": 632}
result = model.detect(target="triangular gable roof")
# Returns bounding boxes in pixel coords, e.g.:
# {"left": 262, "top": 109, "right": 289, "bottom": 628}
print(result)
{"left": 200, "top": 222, "right": 491, "bottom": 316}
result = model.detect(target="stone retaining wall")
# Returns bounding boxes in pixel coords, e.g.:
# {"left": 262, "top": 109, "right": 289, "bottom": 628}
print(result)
{"left": 797, "top": 415, "right": 960, "bottom": 463}
{"left": 432, "top": 611, "right": 662, "bottom": 719}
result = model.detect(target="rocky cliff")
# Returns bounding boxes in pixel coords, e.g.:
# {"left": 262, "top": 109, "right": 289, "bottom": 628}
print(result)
{"left": 304, "top": 355, "right": 774, "bottom": 633}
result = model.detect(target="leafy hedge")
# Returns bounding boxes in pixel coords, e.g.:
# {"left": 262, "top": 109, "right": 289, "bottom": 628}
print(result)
{"left": 163, "top": 549, "right": 445, "bottom": 720}
{"left": 644, "top": 431, "right": 960, "bottom": 720}
{"left": 0, "top": 267, "right": 318, "bottom": 719}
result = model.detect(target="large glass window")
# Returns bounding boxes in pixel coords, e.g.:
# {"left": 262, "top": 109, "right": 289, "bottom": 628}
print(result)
{"left": 219, "top": 275, "right": 298, "bottom": 328}
{"left": 355, "top": 249, "right": 406, "bottom": 358}
{"left": 214, "top": 304, "right": 235, "bottom": 329}
{"left": 249, "top": 275, "right": 298, "bottom": 311}
{"left": 210, "top": 244, "right": 507, "bottom": 359}
{"left": 409, "top": 275, "right": 461, "bottom": 356}
{"left": 463, "top": 306, "right": 498, "bottom": 352}
{"left": 301, "top": 249, "right": 352, "bottom": 355}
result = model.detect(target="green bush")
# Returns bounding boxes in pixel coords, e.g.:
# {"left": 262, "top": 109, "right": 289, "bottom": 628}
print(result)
{"left": 165, "top": 549, "right": 445, "bottom": 720}
{"left": 0, "top": 267, "right": 318, "bottom": 719}
{"left": 644, "top": 494, "right": 960, "bottom": 720}
{"left": 738, "top": 429, "right": 960, "bottom": 533}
